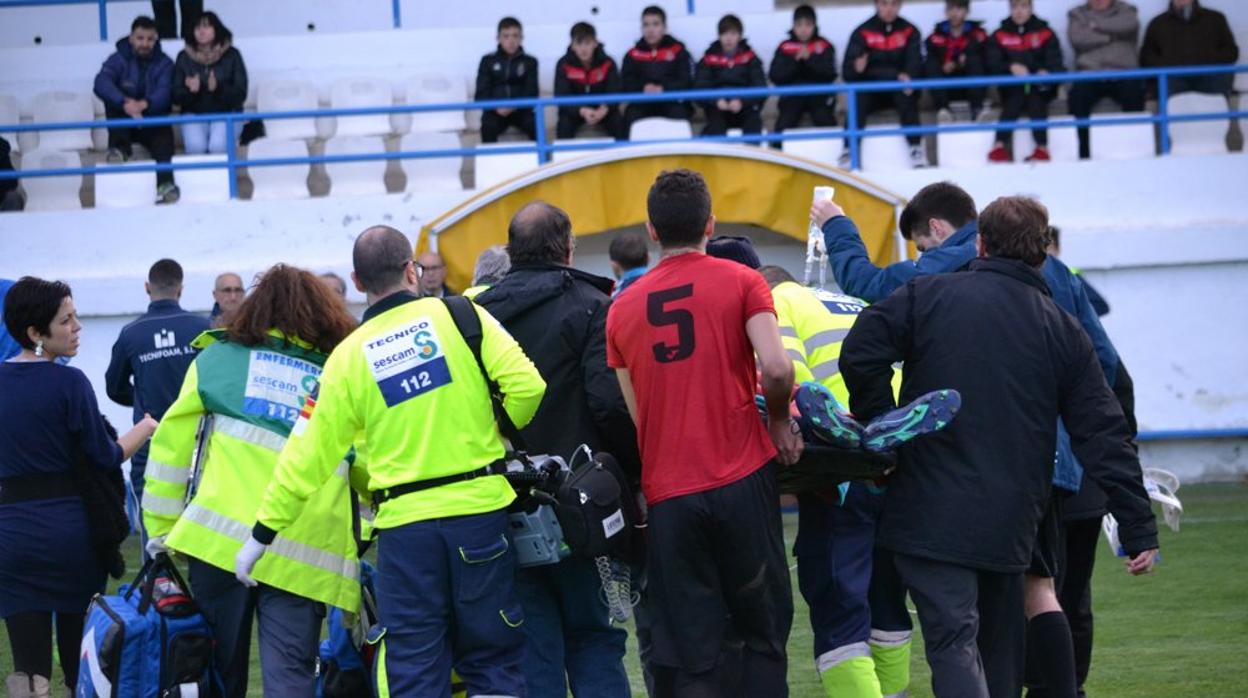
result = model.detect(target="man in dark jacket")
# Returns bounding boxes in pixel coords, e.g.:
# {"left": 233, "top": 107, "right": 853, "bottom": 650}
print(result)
{"left": 93, "top": 16, "right": 179, "bottom": 203}
{"left": 839, "top": 196, "right": 1159, "bottom": 698}
{"left": 769, "top": 5, "right": 838, "bottom": 145}
{"left": 1141, "top": 0, "right": 1239, "bottom": 95}
{"left": 476, "top": 202, "right": 640, "bottom": 698}
{"left": 621, "top": 6, "right": 694, "bottom": 131}
{"left": 842, "top": 0, "right": 926, "bottom": 168}
{"left": 925, "top": 0, "right": 989, "bottom": 122}
{"left": 105, "top": 258, "right": 209, "bottom": 551}
{"left": 0, "top": 138, "right": 23, "bottom": 212}
{"left": 986, "top": 0, "right": 1064, "bottom": 163}
{"left": 475, "top": 17, "right": 538, "bottom": 143}
{"left": 695, "top": 15, "right": 767, "bottom": 139}
{"left": 555, "top": 22, "right": 625, "bottom": 141}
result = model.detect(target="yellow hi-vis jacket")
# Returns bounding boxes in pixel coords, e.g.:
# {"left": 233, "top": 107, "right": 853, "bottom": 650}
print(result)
{"left": 254, "top": 292, "right": 546, "bottom": 539}
{"left": 142, "top": 330, "right": 366, "bottom": 611}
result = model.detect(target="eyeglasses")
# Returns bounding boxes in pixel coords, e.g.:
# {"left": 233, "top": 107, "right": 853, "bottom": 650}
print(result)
{"left": 216, "top": 287, "right": 245, "bottom": 294}
{"left": 418, "top": 264, "right": 446, "bottom": 272}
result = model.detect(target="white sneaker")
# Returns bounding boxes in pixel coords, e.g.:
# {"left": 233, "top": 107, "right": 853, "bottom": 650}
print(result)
{"left": 937, "top": 108, "right": 954, "bottom": 124}
{"left": 837, "top": 150, "right": 852, "bottom": 169}
{"left": 909, "top": 145, "right": 929, "bottom": 168}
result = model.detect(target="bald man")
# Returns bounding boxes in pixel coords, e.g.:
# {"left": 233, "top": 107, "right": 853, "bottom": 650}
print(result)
{"left": 417, "top": 252, "right": 454, "bottom": 298}
{"left": 210, "top": 272, "right": 245, "bottom": 328}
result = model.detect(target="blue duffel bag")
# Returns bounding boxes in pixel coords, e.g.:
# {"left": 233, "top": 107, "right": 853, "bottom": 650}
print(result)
{"left": 77, "top": 553, "right": 217, "bottom": 697}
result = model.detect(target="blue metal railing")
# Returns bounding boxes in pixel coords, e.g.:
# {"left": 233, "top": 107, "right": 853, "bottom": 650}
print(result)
{"left": 1, "top": 64, "right": 1245, "bottom": 199}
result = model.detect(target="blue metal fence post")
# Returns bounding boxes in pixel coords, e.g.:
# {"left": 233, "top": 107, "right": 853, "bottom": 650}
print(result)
{"left": 225, "top": 117, "right": 239, "bottom": 199}
{"left": 846, "top": 89, "right": 860, "bottom": 170}
{"left": 97, "top": 0, "right": 107, "bottom": 41}
{"left": 534, "top": 104, "right": 549, "bottom": 165}
{"left": 392, "top": 0, "right": 401, "bottom": 29}
{"left": 1158, "top": 72, "right": 1171, "bottom": 155}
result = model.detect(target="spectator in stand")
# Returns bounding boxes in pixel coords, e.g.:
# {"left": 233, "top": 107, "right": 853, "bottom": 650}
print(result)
{"left": 986, "top": 0, "right": 1064, "bottom": 163}
{"left": 1, "top": 138, "right": 23, "bottom": 212}
{"left": 842, "top": 0, "right": 927, "bottom": 168}
{"left": 925, "top": 0, "right": 989, "bottom": 123}
{"left": 695, "top": 15, "right": 767, "bottom": 140}
{"left": 1140, "top": 0, "right": 1239, "bottom": 96}
{"left": 173, "top": 12, "right": 248, "bottom": 155}
{"left": 608, "top": 231, "right": 650, "bottom": 298}
{"left": 94, "top": 16, "right": 179, "bottom": 204}
{"left": 555, "top": 22, "right": 625, "bottom": 141}
{"left": 1068, "top": 0, "right": 1144, "bottom": 160}
{"left": 417, "top": 252, "right": 453, "bottom": 298}
{"left": 476, "top": 17, "right": 538, "bottom": 143}
{"left": 151, "top": 0, "right": 202, "bottom": 42}
{"left": 210, "top": 272, "right": 245, "bottom": 329}
{"left": 463, "top": 245, "right": 511, "bottom": 299}
{"left": 769, "top": 5, "right": 838, "bottom": 147}
{"left": 319, "top": 272, "right": 347, "bottom": 299}
{"left": 621, "top": 6, "right": 695, "bottom": 131}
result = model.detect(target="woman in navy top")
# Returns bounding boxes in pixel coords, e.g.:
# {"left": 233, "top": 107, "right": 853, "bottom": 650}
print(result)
{"left": 1, "top": 277, "right": 157, "bottom": 695}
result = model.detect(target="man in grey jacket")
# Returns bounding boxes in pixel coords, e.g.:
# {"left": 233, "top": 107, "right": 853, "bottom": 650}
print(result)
{"left": 1067, "top": 0, "right": 1145, "bottom": 159}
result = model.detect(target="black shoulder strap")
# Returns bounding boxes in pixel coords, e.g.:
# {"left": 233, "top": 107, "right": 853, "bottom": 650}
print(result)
{"left": 442, "top": 296, "right": 527, "bottom": 451}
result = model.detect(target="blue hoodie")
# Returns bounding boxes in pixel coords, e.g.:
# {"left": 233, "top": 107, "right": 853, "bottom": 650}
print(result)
{"left": 93, "top": 36, "right": 174, "bottom": 115}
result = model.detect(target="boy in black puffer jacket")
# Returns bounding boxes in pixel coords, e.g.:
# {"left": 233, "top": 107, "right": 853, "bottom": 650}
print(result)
{"left": 925, "top": 0, "right": 988, "bottom": 122}
{"left": 554, "top": 22, "right": 625, "bottom": 141}
{"left": 843, "top": 0, "right": 926, "bottom": 168}
{"left": 770, "top": 5, "right": 838, "bottom": 144}
{"left": 986, "top": 0, "right": 1064, "bottom": 162}
{"left": 695, "top": 14, "right": 767, "bottom": 139}
{"left": 475, "top": 16, "right": 539, "bottom": 143}
{"left": 621, "top": 5, "right": 694, "bottom": 132}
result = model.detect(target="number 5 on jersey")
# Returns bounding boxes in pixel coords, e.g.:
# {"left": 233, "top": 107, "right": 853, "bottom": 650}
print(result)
{"left": 648, "top": 284, "right": 696, "bottom": 363}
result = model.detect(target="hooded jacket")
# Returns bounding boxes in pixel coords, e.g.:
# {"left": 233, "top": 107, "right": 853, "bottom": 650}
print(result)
{"left": 1140, "top": 0, "right": 1239, "bottom": 68}
{"left": 94, "top": 37, "right": 174, "bottom": 115}
{"left": 554, "top": 44, "right": 621, "bottom": 117}
{"left": 475, "top": 46, "right": 539, "bottom": 103}
{"left": 1068, "top": 0, "right": 1141, "bottom": 72}
{"left": 987, "top": 14, "right": 1065, "bottom": 77}
{"left": 173, "top": 41, "right": 249, "bottom": 114}
{"left": 476, "top": 264, "right": 641, "bottom": 481}
{"left": 770, "top": 31, "right": 838, "bottom": 87}
{"left": 621, "top": 35, "right": 694, "bottom": 93}
{"left": 925, "top": 19, "right": 988, "bottom": 76}
{"left": 694, "top": 39, "right": 767, "bottom": 110}
{"left": 843, "top": 14, "right": 922, "bottom": 82}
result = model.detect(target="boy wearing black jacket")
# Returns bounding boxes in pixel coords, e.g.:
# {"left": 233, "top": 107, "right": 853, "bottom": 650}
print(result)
{"left": 695, "top": 14, "right": 767, "bottom": 139}
{"left": 621, "top": 6, "right": 694, "bottom": 130}
{"left": 770, "top": 5, "right": 838, "bottom": 143}
{"left": 925, "top": 0, "right": 988, "bottom": 122}
{"left": 555, "top": 22, "right": 625, "bottom": 140}
{"left": 843, "top": 0, "right": 926, "bottom": 168}
{"left": 475, "top": 17, "right": 539, "bottom": 143}
{"left": 986, "top": 0, "right": 1064, "bottom": 162}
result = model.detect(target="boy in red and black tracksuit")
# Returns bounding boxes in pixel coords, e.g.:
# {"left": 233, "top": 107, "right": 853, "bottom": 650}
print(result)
{"left": 621, "top": 5, "right": 694, "bottom": 131}
{"left": 695, "top": 14, "right": 767, "bottom": 139}
{"left": 842, "top": 0, "right": 923, "bottom": 160}
{"left": 770, "top": 4, "right": 838, "bottom": 142}
{"left": 475, "top": 16, "right": 539, "bottom": 143}
{"left": 925, "top": 0, "right": 988, "bottom": 120}
{"left": 986, "top": 0, "right": 1064, "bottom": 162}
{"left": 555, "top": 22, "right": 625, "bottom": 141}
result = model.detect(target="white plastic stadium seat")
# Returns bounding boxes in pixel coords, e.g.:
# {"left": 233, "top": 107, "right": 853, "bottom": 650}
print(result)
{"left": 324, "top": 136, "right": 388, "bottom": 196}
{"left": 94, "top": 160, "right": 156, "bottom": 208}
{"left": 18, "top": 149, "right": 83, "bottom": 210}
{"left": 473, "top": 143, "right": 538, "bottom": 190}
{"left": 1088, "top": 112, "right": 1155, "bottom": 161}
{"left": 935, "top": 128, "right": 996, "bottom": 169}
{"left": 256, "top": 80, "right": 319, "bottom": 141}
{"left": 32, "top": 90, "right": 94, "bottom": 151}
{"left": 173, "top": 154, "right": 231, "bottom": 204}
{"left": 859, "top": 126, "right": 913, "bottom": 173}
{"left": 629, "top": 117, "right": 693, "bottom": 142}
{"left": 779, "top": 127, "right": 843, "bottom": 167}
{"left": 0, "top": 94, "right": 20, "bottom": 153}
{"left": 246, "top": 138, "right": 311, "bottom": 201}
{"left": 1167, "top": 93, "right": 1232, "bottom": 156}
{"left": 400, "top": 132, "right": 464, "bottom": 192}
{"left": 327, "top": 77, "right": 394, "bottom": 138}
{"left": 395, "top": 73, "right": 468, "bottom": 135}
{"left": 550, "top": 137, "right": 614, "bottom": 162}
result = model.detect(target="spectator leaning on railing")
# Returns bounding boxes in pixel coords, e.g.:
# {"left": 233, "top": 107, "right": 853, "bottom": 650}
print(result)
{"left": 173, "top": 11, "right": 248, "bottom": 155}
{"left": 1140, "top": 0, "right": 1240, "bottom": 96}
{"left": 1068, "top": 0, "right": 1145, "bottom": 160}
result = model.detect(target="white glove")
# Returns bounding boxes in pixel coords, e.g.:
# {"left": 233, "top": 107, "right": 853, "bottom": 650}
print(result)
{"left": 145, "top": 535, "right": 170, "bottom": 558}
{"left": 234, "top": 536, "right": 268, "bottom": 587}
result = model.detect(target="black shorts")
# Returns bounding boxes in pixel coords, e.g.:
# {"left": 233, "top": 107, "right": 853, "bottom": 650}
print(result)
{"left": 1028, "top": 496, "right": 1064, "bottom": 579}
{"left": 643, "top": 463, "right": 794, "bottom": 672}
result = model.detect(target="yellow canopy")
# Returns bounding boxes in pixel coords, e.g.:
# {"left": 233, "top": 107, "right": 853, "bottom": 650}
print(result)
{"left": 417, "top": 143, "right": 910, "bottom": 291}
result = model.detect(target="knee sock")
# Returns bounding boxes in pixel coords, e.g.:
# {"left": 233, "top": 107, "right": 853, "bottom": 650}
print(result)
{"left": 1026, "top": 611, "right": 1078, "bottom": 698}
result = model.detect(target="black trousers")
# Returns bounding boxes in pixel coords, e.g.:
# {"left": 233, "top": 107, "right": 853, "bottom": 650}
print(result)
{"left": 4, "top": 611, "right": 85, "bottom": 688}
{"left": 701, "top": 106, "right": 763, "bottom": 138}
{"left": 480, "top": 109, "right": 536, "bottom": 143}
{"left": 623, "top": 102, "right": 691, "bottom": 133}
{"left": 556, "top": 107, "right": 625, "bottom": 140}
{"left": 894, "top": 553, "right": 1026, "bottom": 698}
{"left": 151, "top": 0, "right": 203, "bottom": 42}
{"left": 847, "top": 89, "right": 921, "bottom": 147}
{"left": 997, "top": 85, "right": 1055, "bottom": 148}
{"left": 927, "top": 65, "right": 986, "bottom": 113}
{"left": 774, "top": 95, "right": 836, "bottom": 133}
{"left": 1068, "top": 79, "right": 1146, "bottom": 158}
{"left": 104, "top": 106, "right": 176, "bottom": 187}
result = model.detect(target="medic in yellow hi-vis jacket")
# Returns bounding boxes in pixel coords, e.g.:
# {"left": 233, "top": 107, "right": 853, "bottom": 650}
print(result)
{"left": 237, "top": 227, "right": 546, "bottom": 698}
{"left": 762, "top": 266, "right": 909, "bottom": 698}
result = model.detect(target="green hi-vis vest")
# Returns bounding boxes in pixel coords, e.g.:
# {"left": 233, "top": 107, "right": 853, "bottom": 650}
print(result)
{"left": 142, "top": 330, "right": 364, "bottom": 611}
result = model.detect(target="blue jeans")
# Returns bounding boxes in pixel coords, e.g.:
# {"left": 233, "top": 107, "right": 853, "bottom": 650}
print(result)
{"left": 374, "top": 508, "right": 526, "bottom": 697}
{"left": 515, "top": 556, "right": 631, "bottom": 697}
{"left": 181, "top": 119, "right": 229, "bottom": 154}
